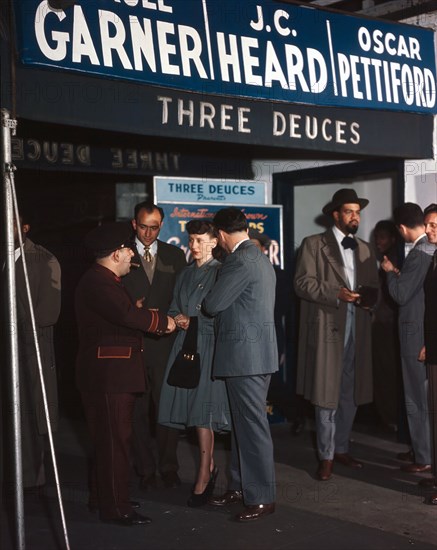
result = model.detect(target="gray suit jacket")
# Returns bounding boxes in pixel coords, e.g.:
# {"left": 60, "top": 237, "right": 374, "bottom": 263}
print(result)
{"left": 387, "top": 235, "right": 435, "bottom": 357}
{"left": 203, "top": 240, "right": 278, "bottom": 377}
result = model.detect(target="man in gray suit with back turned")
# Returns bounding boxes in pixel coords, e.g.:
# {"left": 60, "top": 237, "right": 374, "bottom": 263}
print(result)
{"left": 381, "top": 203, "right": 434, "bottom": 473}
{"left": 204, "top": 207, "right": 277, "bottom": 522}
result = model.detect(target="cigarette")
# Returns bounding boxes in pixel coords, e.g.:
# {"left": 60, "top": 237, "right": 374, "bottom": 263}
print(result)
{"left": 130, "top": 262, "right": 140, "bottom": 268}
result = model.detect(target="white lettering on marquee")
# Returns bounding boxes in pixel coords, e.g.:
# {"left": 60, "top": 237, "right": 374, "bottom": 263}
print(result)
{"left": 31, "top": 1, "right": 436, "bottom": 111}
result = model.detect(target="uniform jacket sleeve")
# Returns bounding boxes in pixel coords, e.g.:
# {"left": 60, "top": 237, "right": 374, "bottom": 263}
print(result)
{"left": 81, "top": 269, "right": 168, "bottom": 334}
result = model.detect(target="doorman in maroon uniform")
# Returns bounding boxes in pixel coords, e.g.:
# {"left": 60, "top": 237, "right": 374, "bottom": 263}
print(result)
{"left": 75, "top": 222, "right": 176, "bottom": 526}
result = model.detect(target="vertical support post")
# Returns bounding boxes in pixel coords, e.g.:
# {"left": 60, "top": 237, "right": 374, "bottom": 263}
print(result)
{"left": 2, "top": 108, "right": 25, "bottom": 549}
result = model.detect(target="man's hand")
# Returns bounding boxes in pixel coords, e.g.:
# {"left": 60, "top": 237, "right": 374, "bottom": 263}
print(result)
{"left": 418, "top": 346, "right": 426, "bottom": 362}
{"left": 380, "top": 255, "right": 399, "bottom": 274}
{"left": 174, "top": 313, "right": 190, "bottom": 330}
{"left": 135, "top": 297, "right": 145, "bottom": 309}
{"left": 165, "top": 316, "right": 177, "bottom": 334}
{"left": 338, "top": 287, "right": 361, "bottom": 303}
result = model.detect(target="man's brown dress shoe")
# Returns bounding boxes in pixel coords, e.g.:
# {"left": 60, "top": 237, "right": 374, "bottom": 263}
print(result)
{"left": 317, "top": 460, "right": 333, "bottom": 481}
{"left": 334, "top": 453, "right": 363, "bottom": 469}
{"left": 419, "top": 477, "right": 437, "bottom": 488}
{"left": 235, "top": 503, "right": 275, "bottom": 522}
{"left": 401, "top": 463, "right": 432, "bottom": 473}
{"left": 397, "top": 449, "right": 415, "bottom": 462}
{"left": 208, "top": 490, "right": 243, "bottom": 507}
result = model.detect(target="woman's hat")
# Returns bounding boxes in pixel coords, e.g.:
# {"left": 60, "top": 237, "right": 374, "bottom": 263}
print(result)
{"left": 322, "top": 188, "right": 369, "bottom": 215}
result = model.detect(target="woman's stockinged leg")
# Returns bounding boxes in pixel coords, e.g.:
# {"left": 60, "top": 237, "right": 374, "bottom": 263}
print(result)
{"left": 194, "top": 427, "right": 214, "bottom": 494}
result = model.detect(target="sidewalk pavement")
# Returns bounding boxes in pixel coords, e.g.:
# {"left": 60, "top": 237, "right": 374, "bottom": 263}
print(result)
{"left": 2, "top": 416, "right": 437, "bottom": 550}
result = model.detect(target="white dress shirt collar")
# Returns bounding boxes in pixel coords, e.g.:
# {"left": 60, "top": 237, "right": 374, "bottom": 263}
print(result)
{"left": 332, "top": 225, "right": 355, "bottom": 247}
{"left": 413, "top": 233, "right": 426, "bottom": 247}
{"left": 135, "top": 237, "right": 158, "bottom": 257}
{"left": 231, "top": 237, "right": 250, "bottom": 254}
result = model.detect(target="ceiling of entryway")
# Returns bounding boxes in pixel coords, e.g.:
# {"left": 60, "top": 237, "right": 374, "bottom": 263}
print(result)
{"left": 292, "top": 0, "right": 437, "bottom": 21}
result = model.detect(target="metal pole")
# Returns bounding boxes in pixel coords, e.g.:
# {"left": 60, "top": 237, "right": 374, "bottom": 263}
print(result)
{"left": 2, "top": 110, "right": 25, "bottom": 549}
{"left": 10, "top": 174, "right": 71, "bottom": 550}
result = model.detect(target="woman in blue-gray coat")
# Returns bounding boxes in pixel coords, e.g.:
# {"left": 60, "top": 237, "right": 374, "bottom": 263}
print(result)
{"left": 158, "top": 220, "right": 230, "bottom": 507}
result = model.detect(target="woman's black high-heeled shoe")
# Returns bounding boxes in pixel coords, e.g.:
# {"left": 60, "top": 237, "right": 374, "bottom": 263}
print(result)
{"left": 187, "top": 467, "right": 218, "bottom": 507}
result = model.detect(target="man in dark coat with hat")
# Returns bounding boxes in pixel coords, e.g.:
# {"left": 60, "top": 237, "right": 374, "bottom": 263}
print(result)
{"left": 75, "top": 222, "right": 176, "bottom": 525}
{"left": 294, "top": 189, "right": 378, "bottom": 481}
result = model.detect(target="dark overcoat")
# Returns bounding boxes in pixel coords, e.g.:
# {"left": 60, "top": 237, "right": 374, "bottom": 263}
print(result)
{"left": 424, "top": 254, "right": 437, "bottom": 364}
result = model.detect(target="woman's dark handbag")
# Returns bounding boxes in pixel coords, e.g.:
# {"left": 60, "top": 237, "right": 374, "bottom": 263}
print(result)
{"left": 167, "top": 317, "right": 200, "bottom": 389}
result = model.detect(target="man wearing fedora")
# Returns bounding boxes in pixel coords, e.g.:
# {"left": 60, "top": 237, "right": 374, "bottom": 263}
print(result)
{"left": 294, "top": 189, "right": 378, "bottom": 481}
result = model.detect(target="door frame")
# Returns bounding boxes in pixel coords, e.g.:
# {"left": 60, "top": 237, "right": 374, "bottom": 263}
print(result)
{"left": 271, "top": 159, "right": 404, "bottom": 412}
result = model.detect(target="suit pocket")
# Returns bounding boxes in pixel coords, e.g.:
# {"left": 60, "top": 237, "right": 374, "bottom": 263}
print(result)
{"left": 97, "top": 346, "right": 132, "bottom": 359}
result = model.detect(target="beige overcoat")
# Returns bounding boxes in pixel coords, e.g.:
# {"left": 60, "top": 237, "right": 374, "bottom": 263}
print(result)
{"left": 15, "top": 238, "right": 61, "bottom": 434}
{"left": 294, "top": 228, "right": 378, "bottom": 409}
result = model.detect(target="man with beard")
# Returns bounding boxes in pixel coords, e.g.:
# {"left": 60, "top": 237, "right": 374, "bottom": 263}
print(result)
{"left": 294, "top": 189, "right": 378, "bottom": 481}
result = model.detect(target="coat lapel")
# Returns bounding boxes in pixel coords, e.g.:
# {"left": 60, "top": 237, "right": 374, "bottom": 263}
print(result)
{"left": 321, "top": 229, "right": 349, "bottom": 287}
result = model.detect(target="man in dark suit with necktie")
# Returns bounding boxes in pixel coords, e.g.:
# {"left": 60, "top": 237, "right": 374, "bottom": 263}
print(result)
{"left": 419, "top": 204, "right": 437, "bottom": 498}
{"left": 294, "top": 189, "right": 378, "bottom": 482}
{"left": 123, "top": 202, "right": 186, "bottom": 490}
{"left": 204, "top": 208, "right": 278, "bottom": 522}
{"left": 381, "top": 203, "right": 435, "bottom": 474}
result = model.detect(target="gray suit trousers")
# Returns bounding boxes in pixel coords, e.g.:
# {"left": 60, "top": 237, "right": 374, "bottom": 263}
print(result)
{"left": 226, "top": 375, "right": 276, "bottom": 505}
{"left": 402, "top": 355, "right": 430, "bottom": 464}
{"left": 315, "top": 334, "right": 357, "bottom": 460}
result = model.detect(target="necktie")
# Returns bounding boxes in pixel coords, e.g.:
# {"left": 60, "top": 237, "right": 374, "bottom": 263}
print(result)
{"left": 143, "top": 246, "right": 152, "bottom": 262}
{"left": 341, "top": 236, "right": 357, "bottom": 250}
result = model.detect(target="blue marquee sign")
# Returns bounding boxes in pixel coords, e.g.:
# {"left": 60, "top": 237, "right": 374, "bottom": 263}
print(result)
{"left": 14, "top": 0, "right": 437, "bottom": 114}
{"left": 159, "top": 202, "right": 283, "bottom": 267}
{"left": 154, "top": 177, "right": 266, "bottom": 205}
